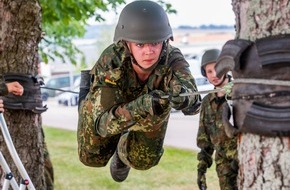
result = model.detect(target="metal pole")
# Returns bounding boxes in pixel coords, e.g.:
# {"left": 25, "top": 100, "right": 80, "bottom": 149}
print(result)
{"left": 161, "top": 88, "right": 224, "bottom": 99}
{"left": 0, "top": 152, "right": 19, "bottom": 190}
{"left": 0, "top": 113, "right": 36, "bottom": 190}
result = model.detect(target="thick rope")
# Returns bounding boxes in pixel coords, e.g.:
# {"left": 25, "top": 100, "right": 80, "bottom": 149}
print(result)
{"left": 233, "top": 78, "right": 290, "bottom": 87}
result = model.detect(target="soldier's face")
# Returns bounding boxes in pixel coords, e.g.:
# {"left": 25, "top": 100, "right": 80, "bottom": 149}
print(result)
{"left": 127, "top": 42, "right": 163, "bottom": 69}
{"left": 205, "top": 62, "right": 225, "bottom": 87}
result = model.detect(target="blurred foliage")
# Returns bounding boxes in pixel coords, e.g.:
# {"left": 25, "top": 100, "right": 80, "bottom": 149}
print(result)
{"left": 39, "top": 0, "right": 125, "bottom": 65}
{"left": 39, "top": 0, "right": 176, "bottom": 66}
{"left": 157, "top": 0, "right": 177, "bottom": 14}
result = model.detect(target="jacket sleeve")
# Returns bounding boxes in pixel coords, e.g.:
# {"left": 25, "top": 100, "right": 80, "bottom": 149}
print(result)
{"left": 196, "top": 100, "right": 214, "bottom": 173}
{"left": 168, "top": 47, "right": 201, "bottom": 115}
{"left": 84, "top": 79, "right": 170, "bottom": 137}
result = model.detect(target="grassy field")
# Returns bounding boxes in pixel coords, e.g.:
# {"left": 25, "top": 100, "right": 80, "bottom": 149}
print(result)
{"left": 44, "top": 127, "right": 219, "bottom": 190}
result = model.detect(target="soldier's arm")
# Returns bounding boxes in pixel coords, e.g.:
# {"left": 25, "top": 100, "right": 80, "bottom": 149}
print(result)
{"left": 90, "top": 86, "right": 170, "bottom": 137}
{"left": 87, "top": 70, "right": 169, "bottom": 137}
{"left": 196, "top": 104, "right": 214, "bottom": 173}
{"left": 169, "top": 49, "right": 201, "bottom": 115}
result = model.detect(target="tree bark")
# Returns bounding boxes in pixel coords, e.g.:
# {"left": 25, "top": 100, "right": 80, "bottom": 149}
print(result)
{"left": 232, "top": 0, "right": 290, "bottom": 189}
{"left": 0, "top": 0, "right": 45, "bottom": 189}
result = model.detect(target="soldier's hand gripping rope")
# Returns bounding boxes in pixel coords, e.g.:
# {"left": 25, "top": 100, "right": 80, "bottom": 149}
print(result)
{"left": 161, "top": 82, "right": 233, "bottom": 100}
{"left": 118, "top": 90, "right": 169, "bottom": 118}
{"left": 168, "top": 84, "right": 190, "bottom": 110}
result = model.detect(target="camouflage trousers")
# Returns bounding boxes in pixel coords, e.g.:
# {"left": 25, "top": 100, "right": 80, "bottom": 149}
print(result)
{"left": 216, "top": 160, "right": 238, "bottom": 190}
{"left": 78, "top": 113, "right": 170, "bottom": 170}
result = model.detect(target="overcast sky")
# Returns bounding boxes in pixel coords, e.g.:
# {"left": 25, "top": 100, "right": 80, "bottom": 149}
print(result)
{"left": 167, "top": 0, "right": 235, "bottom": 27}
{"left": 92, "top": 0, "right": 235, "bottom": 27}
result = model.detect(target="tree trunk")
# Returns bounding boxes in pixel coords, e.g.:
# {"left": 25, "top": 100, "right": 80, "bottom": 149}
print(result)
{"left": 0, "top": 0, "right": 45, "bottom": 189}
{"left": 232, "top": 0, "right": 290, "bottom": 189}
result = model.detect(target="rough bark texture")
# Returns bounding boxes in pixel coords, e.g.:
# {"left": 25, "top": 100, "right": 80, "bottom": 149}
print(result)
{"left": 0, "top": 0, "right": 45, "bottom": 189}
{"left": 232, "top": 0, "right": 290, "bottom": 189}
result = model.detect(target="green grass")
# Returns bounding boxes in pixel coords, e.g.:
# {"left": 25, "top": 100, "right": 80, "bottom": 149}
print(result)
{"left": 44, "top": 127, "right": 219, "bottom": 190}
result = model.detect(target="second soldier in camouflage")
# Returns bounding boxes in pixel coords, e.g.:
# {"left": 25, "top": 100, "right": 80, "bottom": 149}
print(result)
{"left": 196, "top": 49, "right": 238, "bottom": 190}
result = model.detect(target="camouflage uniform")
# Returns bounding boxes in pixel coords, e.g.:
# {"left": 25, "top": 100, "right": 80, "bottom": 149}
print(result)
{"left": 197, "top": 92, "right": 238, "bottom": 190}
{"left": 78, "top": 42, "right": 199, "bottom": 170}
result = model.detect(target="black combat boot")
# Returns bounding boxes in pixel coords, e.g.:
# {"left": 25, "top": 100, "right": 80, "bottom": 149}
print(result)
{"left": 110, "top": 150, "right": 131, "bottom": 182}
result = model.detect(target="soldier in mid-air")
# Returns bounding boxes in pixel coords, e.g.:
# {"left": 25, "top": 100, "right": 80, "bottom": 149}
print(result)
{"left": 77, "top": 0, "right": 201, "bottom": 182}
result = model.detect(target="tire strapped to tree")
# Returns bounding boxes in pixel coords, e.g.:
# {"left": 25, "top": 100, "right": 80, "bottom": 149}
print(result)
{"left": 216, "top": 35, "right": 290, "bottom": 137}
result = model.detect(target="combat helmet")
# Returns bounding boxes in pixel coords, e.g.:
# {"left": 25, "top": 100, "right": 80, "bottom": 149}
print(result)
{"left": 113, "top": 0, "right": 173, "bottom": 43}
{"left": 201, "top": 49, "right": 220, "bottom": 77}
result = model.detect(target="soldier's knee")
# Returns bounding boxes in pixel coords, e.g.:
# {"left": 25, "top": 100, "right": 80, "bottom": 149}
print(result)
{"left": 130, "top": 160, "right": 155, "bottom": 170}
{"left": 78, "top": 149, "right": 109, "bottom": 167}
{"left": 130, "top": 154, "right": 162, "bottom": 170}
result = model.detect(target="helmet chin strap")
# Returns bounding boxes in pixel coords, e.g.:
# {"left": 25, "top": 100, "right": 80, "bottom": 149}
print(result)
{"left": 214, "top": 74, "right": 227, "bottom": 87}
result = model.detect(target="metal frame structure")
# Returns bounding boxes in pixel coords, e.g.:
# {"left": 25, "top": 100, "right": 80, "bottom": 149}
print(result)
{"left": 0, "top": 113, "right": 35, "bottom": 190}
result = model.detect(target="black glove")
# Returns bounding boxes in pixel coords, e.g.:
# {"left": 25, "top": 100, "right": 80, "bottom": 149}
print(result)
{"left": 182, "top": 95, "right": 202, "bottom": 115}
{"left": 169, "top": 84, "right": 189, "bottom": 110}
{"left": 230, "top": 159, "right": 239, "bottom": 172}
{"left": 197, "top": 171, "right": 207, "bottom": 190}
{"left": 150, "top": 90, "right": 169, "bottom": 115}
